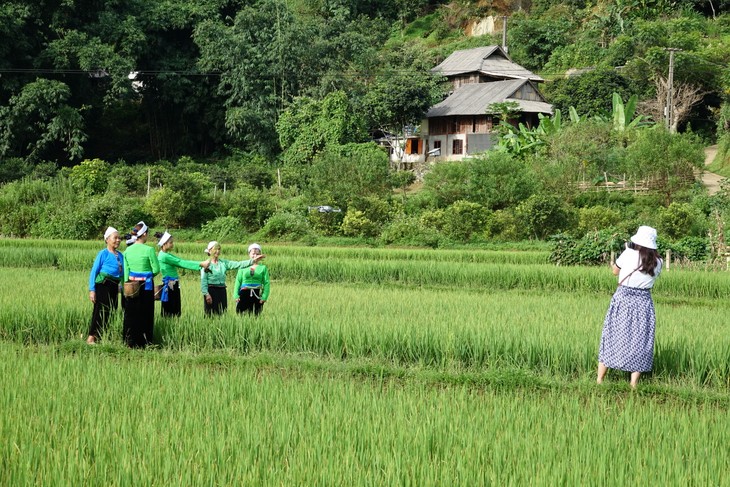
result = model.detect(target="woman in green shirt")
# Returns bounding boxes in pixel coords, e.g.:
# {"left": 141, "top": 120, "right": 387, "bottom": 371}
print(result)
{"left": 201, "top": 241, "right": 265, "bottom": 316}
{"left": 155, "top": 231, "right": 210, "bottom": 318}
{"left": 122, "top": 221, "right": 160, "bottom": 347}
{"left": 234, "top": 243, "right": 270, "bottom": 316}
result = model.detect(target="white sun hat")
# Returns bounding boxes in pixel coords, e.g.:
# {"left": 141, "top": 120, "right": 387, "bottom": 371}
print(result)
{"left": 630, "top": 225, "right": 658, "bottom": 250}
{"left": 248, "top": 243, "right": 262, "bottom": 253}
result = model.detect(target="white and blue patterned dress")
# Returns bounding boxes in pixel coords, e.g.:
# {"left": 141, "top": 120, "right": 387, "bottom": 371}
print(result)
{"left": 598, "top": 249, "right": 662, "bottom": 373}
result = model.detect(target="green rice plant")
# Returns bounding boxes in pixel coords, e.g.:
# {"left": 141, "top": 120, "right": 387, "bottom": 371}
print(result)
{"left": 1, "top": 267, "right": 729, "bottom": 388}
{"left": 0, "top": 238, "right": 551, "bottom": 268}
{"left": 0, "top": 343, "right": 728, "bottom": 486}
{"left": 2, "top": 239, "right": 730, "bottom": 300}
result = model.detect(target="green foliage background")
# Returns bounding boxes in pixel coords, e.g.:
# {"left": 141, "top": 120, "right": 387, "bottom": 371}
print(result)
{"left": 1, "top": 0, "right": 730, "bottom": 259}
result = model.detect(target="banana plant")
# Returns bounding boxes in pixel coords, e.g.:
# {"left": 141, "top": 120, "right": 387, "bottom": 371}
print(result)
{"left": 596, "top": 92, "right": 652, "bottom": 131}
{"left": 569, "top": 106, "right": 590, "bottom": 124}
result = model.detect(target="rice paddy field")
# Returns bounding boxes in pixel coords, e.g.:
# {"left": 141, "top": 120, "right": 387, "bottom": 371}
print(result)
{"left": 1, "top": 238, "right": 729, "bottom": 485}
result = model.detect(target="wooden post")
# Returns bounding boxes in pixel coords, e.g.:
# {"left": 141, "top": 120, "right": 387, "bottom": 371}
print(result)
{"left": 223, "top": 181, "right": 226, "bottom": 195}
{"left": 665, "top": 249, "right": 671, "bottom": 271}
{"left": 277, "top": 168, "right": 282, "bottom": 197}
{"left": 146, "top": 168, "right": 151, "bottom": 197}
{"left": 610, "top": 250, "right": 615, "bottom": 266}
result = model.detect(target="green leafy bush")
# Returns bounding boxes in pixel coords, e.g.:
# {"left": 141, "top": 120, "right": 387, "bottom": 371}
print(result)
{"left": 515, "top": 194, "right": 575, "bottom": 239}
{"left": 220, "top": 185, "right": 275, "bottom": 233}
{"left": 307, "top": 210, "right": 344, "bottom": 236}
{"left": 665, "top": 236, "right": 709, "bottom": 261}
{"left": 484, "top": 209, "right": 524, "bottom": 241}
{"left": 0, "top": 178, "right": 53, "bottom": 237}
{"left": 576, "top": 205, "right": 622, "bottom": 235}
{"left": 657, "top": 202, "right": 708, "bottom": 239}
{"left": 259, "top": 211, "right": 312, "bottom": 241}
{"left": 341, "top": 209, "right": 378, "bottom": 238}
{"left": 440, "top": 200, "right": 489, "bottom": 241}
{"left": 549, "top": 229, "right": 624, "bottom": 266}
{"left": 379, "top": 216, "right": 442, "bottom": 248}
{"left": 423, "top": 152, "right": 536, "bottom": 210}
{"left": 0, "top": 157, "right": 32, "bottom": 183}
{"left": 201, "top": 216, "right": 247, "bottom": 242}
{"left": 144, "top": 187, "right": 188, "bottom": 228}
{"left": 225, "top": 152, "right": 275, "bottom": 189}
{"left": 69, "top": 158, "right": 110, "bottom": 195}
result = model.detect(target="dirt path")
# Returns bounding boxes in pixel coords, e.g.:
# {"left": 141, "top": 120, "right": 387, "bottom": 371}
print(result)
{"left": 702, "top": 145, "right": 724, "bottom": 195}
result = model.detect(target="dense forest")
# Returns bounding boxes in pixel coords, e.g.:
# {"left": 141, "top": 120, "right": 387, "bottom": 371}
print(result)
{"left": 2, "top": 0, "right": 730, "bottom": 261}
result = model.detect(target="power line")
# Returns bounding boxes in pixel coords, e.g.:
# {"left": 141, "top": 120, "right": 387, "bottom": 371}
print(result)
{"left": 0, "top": 60, "right": 722, "bottom": 80}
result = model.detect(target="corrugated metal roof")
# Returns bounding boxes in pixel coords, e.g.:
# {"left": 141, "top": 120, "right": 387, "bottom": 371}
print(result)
{"left": 426, "top": 80, "right": 553, "bottom": 117}
{"left": 432, "top": 46, "right": 543, "bottom": 81}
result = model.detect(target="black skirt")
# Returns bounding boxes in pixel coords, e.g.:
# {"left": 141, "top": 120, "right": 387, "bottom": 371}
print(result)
{"left": 204, "top": 285, "right": 227, "bottom": 316}
{"left": 236, "top": 288, "right": 264, "bottom": 316}
{"left": 161, "top": 281, "right": 181, "bottom": 317}
{"left": 123, "top": 288, "right": 155, "bottom": 347}
{"left": 88, "top": 279, "right": 119, "bottom": 339}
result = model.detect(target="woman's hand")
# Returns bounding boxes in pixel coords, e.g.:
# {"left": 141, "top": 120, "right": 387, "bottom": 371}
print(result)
{"left": 259, "top": 299, "right": 266, "bottom": 304}
{"left": 252, "top": 253, "right": 266, "bottom": 263}
{"left": 205, "top": 294, "right": 213, "bottom": 305}
{"left": 200, "top": 259, "right": 211, "bottom": 270}
{"left": 89, "top": 291, "right": 96, "bottom": 303}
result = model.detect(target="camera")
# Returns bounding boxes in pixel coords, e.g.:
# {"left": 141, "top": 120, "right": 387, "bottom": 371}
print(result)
{"left": 625, "top": 241, "right": 636, "bottom": 250}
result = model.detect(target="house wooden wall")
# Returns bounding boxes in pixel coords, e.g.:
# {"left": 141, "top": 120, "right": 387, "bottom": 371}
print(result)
{"left": 428, "top": 116, "right": 494, "bottom": 135}
{"left": 509, "top": 83, "right": 542, "bottom": 101}
{"left": 449, "top": 74, "right": 508, "bottom": 91}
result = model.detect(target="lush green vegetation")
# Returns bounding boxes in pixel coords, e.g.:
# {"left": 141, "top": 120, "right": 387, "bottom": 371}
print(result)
{"left": 2, "top": 1, "right": 730, "bottom": 253}
{"left": 4, "top": 2, "right": 730, "bottom": 481}
{"left": 1, "top": 239, "right": 729, "bottom": 483}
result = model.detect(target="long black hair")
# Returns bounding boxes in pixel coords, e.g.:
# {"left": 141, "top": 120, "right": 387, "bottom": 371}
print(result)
{"left": 636, "top": 245, "right": 661, "bottom": 276}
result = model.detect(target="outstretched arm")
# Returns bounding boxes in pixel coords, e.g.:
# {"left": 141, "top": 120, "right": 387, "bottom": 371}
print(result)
{"left": 260, "top": 267, "right": 270, "bottom": 302}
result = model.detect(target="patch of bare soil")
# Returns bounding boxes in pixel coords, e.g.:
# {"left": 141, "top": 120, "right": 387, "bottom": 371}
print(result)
{"left": 701, "top": 145, "right": 723, "bottom": 196}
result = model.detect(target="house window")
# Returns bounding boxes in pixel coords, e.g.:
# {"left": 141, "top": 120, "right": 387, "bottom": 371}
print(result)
{"left": 406, "top": 138, "right": 421, "bottom": 155}
{"left": 452, "top": 139, "right": 463, "bottom": 155}
{"left": 433, "top": 140, "right": 441, "bottom": 151}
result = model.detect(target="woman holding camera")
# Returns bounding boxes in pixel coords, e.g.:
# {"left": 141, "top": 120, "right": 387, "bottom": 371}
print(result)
{"left": 122, "top": 221, "right": 160, "bottom": 347}
{"left": 597, "top": 226, "right": 662, "bottom": 388}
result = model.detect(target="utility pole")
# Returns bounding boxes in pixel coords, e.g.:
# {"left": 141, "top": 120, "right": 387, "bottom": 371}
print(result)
{"left": 502, "top": 16, "right": 508, "bottom": 53}
{"left": 665, "top": 48, "right": 681, "bottom": 133}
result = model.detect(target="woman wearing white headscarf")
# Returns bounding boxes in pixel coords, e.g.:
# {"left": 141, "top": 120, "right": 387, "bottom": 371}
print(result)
{"left": 201, "top": 241, "right": 264, "bottom": 316}
{"left": 234, "top": 243, "right": 270, "bottom": 316}
{"left": 86, "top": 227, "right": 123, "bottom": 344}
{"left": 122, "top": 221, "right": 160, "bottom": 347}
{"left": 155, "top": 231, "right": 210, "bottom": 317}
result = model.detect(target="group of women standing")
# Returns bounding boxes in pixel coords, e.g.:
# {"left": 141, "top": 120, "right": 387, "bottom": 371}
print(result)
{"left": 88, "top": 222, "right": 662, "bottom": 388}
{"left": 87, "top": 221, "right": 269, "bottom": 348}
